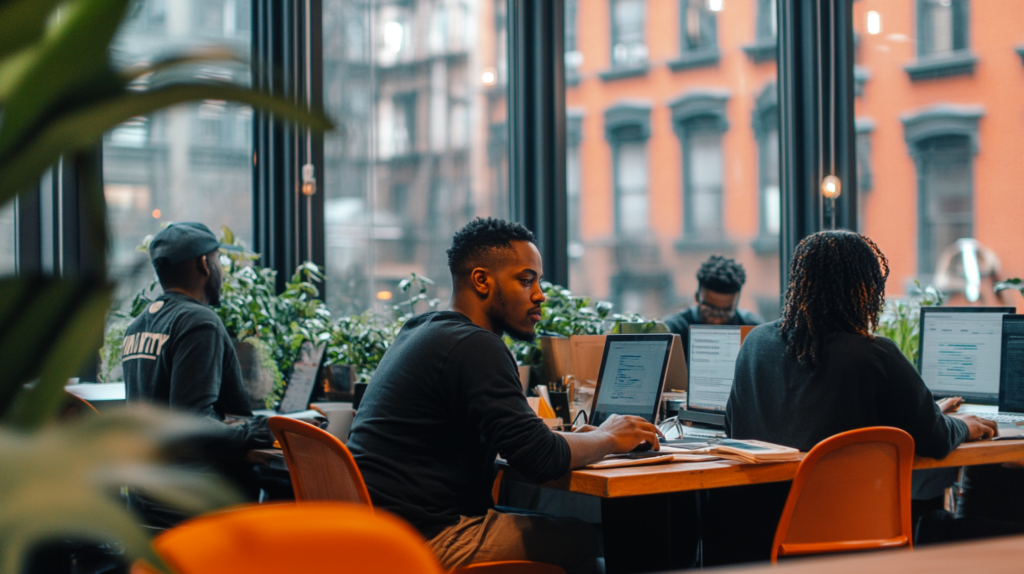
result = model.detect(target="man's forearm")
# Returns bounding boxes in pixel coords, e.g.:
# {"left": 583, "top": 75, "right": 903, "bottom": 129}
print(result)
{"left": 556, "top": 430, "right": 617, "bottom": 469}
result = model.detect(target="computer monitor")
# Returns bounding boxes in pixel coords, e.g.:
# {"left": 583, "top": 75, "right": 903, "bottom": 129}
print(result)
{"left": 999, "top": 314, "right": 1024, "bottom": 414}
{"left": 918, "top": 306, "right": 1015, "bottom": 405}
{"left": 685, "top": 326, "right": 744, "bottom": 427}
{"left": 589, "top": 334, "right": 673, "bottom": 426}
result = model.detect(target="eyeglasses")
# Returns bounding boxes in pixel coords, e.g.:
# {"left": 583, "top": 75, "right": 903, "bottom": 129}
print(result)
{"left": 697, "top": 299, "right": 737, "bottom": 317}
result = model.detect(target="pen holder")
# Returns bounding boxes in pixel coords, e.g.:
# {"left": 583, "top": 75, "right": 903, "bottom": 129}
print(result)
{"left": 548, "top": 391, "right": 571, "bottom": 426}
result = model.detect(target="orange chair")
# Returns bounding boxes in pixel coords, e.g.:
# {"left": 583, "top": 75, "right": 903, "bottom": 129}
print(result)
{"left": 267, "top": 415, "right": 371, "bottom": 503}
{"left": 770, "top": 426, "right": 915, "bottom": 563}
{"left": 268, "top": 417, "right": 567, "bottom": 574}
{"left": 60, "top": 392, "right": 100, "bottom": 419}
{"left": 145, "top": 502, "right": 446, "bottom": 574}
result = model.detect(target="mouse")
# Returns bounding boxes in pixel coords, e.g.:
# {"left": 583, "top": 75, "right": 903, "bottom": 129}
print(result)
{"left": 630, "top": 441, "right": 653, "bottom": 453}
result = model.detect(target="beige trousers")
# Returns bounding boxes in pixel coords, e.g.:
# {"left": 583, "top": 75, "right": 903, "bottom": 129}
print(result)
{"left": 426, "top": 509, "right": 599, "bottom": 574}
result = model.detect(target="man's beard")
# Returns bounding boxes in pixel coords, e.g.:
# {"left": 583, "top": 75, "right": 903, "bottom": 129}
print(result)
{"left": 205, "top": 265, "right": 222, "bottom": 307}
{"left": 492, "top": 284, "right": 536, "bottom": 343}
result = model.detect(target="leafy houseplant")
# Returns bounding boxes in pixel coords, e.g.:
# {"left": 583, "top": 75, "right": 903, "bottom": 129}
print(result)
{"left": 0, "top": 0, "right": 333, "bottom": 571}
{"left": 875, "top": 281, "right": 944, "bottom": 368}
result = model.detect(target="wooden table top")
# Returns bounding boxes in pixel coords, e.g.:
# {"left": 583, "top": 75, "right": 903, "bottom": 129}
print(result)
{"left": 545, "top": 440, "right": 1024, "bottom": 498}
{"left": 702, "top": 534, "right": 1024, "bottom": 574}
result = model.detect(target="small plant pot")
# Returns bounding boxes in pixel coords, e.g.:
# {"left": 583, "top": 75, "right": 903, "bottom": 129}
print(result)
{"left": 321, "top": 364, "right": 357, "bottom": 401}
{"left": 353, "top": 382, "right": 369, "bottom": 410}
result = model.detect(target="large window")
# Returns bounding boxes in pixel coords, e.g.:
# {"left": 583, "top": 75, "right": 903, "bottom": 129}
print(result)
{"left": 568, "top": 0, "right": 781, "bottom": 321}
{"left": 853, "top": 0, "right": 1022, "bottom": 302}
{"left": 323, "top": 0, "right": 509, "bottom": 315}
{"left": 104, "top": 0, "right": 252, "bottom": 297}
{"left": 611, "top": 0, "right": 647, "bottom": 68}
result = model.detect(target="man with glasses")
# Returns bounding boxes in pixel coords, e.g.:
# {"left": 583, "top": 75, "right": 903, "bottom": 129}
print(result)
{"left": 663, "top": 255, "right": 764, "bottom": 362}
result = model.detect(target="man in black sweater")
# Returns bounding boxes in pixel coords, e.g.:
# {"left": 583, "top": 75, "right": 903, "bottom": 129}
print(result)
{"left": 347, "top": 218, "right": 661, "bottom": 574}
{"left": 702, "top": 231, "right": 996, "bottom": 565}
{"left": 663, "top": 255, "right": 764, "bottom": 363}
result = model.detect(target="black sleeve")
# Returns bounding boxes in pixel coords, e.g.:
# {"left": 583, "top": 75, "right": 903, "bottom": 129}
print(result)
{"left": 168, "top": 324, "right": 272, "bottom": 450}
{"left": 451, "top": 333, "right": 571, "bottom": 483}
{"left": 879, "top": 339, "right": 969, "bottom": 459}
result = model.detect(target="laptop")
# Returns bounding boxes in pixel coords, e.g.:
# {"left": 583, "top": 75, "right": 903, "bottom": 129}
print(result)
{"left": 968, "top": 314, "right": 1024, "bottom": 432}
{"left": 588, "top": 334, "right": 676, "bottom": 426}
{"left": 680, "top": 325, "right": 751, "bottom": 428}
{"left": 254, "top": 340, "right": 327, "bottom": 416}
{"left": 918, "top": 307, "right": 1014, "bottom": 405}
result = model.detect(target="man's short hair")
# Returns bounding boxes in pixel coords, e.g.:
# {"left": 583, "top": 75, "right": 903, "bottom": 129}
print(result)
{"left": 696, "top": 255, "right": 747, "bottom": 295}
{"left": 154, "top": 251, "right": 213, "bottom": 290}
{"left": 447, "top": 218, "right": 536, "bottom": 282}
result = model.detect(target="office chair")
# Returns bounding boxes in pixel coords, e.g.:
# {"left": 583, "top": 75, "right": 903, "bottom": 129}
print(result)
{"left": 268, "top": 417, "right": 567, "bottom": 574}
{"left": 771, "top": 426, "right": 915, "bottom": 563}
{"left": 137, "top": 502, "right": 445, "bottom": 574}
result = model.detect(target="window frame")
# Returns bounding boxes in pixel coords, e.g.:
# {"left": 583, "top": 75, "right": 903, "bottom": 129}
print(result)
{"left": 905, "top": 0, "right": 976, "bottom": 81}
{"left": 669, "top": 0, "right": 720, "bottom": 71}
{"left": 603, "top": 101, "right": 653, "bottom": 237}
{"left": 601, "top": 0, "right": 650, "bottom": 81}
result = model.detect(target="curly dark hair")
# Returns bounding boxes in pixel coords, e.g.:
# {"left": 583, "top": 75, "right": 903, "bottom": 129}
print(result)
{"left": 779, "top": 230, "right": 890, "bottom": 368}
{"left": 447, "top": 217, "right": 536, "bottom": 283}
{"left": 696, "top": 255, "right": 747, "bottom": 295}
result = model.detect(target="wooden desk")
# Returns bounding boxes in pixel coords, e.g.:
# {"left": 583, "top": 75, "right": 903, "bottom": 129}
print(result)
{"left": 544, "top": 440, "right": 1024, "bottom": 498}
{"left": 525, "top": 440, "right": 1024, "bottom": 574}
{"left": 705, "top": 534, "right": 1024, "bottom": 574}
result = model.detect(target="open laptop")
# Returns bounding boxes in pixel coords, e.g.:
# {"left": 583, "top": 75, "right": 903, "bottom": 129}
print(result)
{"left": 966, "top": 314, "right": 1024, "bottom": 432}
{"left": 918, "top": 307, "right": 1014, "bottom": 405}
{"left": 254, "top": 340, "right": 327, "bottom": 417}
{"left": 588, "top": 334, "right": 676, "bottom": 426}
{"left": 680, "top": 325, "right": 752, "bottom": 428}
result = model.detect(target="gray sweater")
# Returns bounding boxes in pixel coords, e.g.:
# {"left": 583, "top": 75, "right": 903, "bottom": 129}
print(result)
{"left": 726, "top": 320, "right": 968, "bottom": 458}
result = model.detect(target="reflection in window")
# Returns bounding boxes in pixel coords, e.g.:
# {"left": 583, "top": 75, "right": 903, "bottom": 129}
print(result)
{"left": 323, "top": 0, "right": 508, "bottom": 315}
{"left": 611, "top": 0, "right": 647, "bottom": 67}
{"left": 758, "top": 0, "right": 778, "bottom": 40}
{"left": 565, "top": 0, "right": 582, "bottom": 80}
{"left": 681, "top": 0, "right": 717, "bottom": 52}
{"left": 683, "top": 120, "right": 724, "bottom": 238}
{"left": 916, "top": 136, "right": 973, "bottom": 276}
{"left": 918, "top": 0, "right": 968, "bottom": 57}
{"left": 104, "top": 0, "right": 252, "bottom": 299}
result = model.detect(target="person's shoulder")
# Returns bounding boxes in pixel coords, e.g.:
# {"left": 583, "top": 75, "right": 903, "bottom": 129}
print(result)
{"left": 663, "top": 307, "right": 698, "bottom": 333}
{"left": 402, "top": 311, "right": 502, "bottom": 348}
{"left": 743, "top": 320, "right": 783, "bottom": 346}
{"left": 159, "top": 294, "right": 224, "bottom": 330}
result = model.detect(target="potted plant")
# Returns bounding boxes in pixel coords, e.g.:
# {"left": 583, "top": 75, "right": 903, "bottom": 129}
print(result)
{"left": 874, "top": 281, "right": 944, "bottom": 368}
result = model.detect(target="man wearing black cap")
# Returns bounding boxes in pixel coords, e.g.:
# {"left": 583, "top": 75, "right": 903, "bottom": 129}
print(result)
{"left": 122, "top": 223, "right": 273, "bottom": 524}
{"left": 663, "top": 255, "right": 765, "bottom": 363}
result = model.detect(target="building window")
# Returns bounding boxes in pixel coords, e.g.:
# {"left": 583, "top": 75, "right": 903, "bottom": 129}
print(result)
{"left": 669, "top": 0, "right": 719, "bottom": 71}
{"left": 752, "top": 83, "right": 779, "bottom": 253}
{"left": 567, "top": 110, "right": 584, "bottom": 259}
{"left": 669, "top": 90, "right": 729, "bottom": 248}
{"left": 611, "top": 0, "right": 647, "bottom": 68}
{"left": 906, "top": 0, "right": 975, "bottom": 80}
{"left": 902, "top": 104, "right": 982, "bottom": 276}
{"left": 604, "top": 102, "right": 652, "bottom": 237}
{"left": 565, "top": 0, "right": 582, "bottom": 84}
{"left": 856, "top": 118, "right": 875, "bottom": 194}
{"left": 743, "top": 0, "right": 777, "bottom": 62}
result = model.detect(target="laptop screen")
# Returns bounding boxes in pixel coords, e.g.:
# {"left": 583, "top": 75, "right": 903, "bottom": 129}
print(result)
{"left": 590, "top": 335, "right": 672, "bottom": 426}
{"left": 687, "top": 326, "right": 743, "bottom": 413}
{"left": 1000, "top": 315, "right": 1024, "bottom": 414}
{"left": 919, "top": 307, "right": 1014, "bottom": 404}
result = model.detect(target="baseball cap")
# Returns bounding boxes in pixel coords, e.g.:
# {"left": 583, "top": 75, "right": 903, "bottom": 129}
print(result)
{"left": 149, "top": 222, "right": 243, "bottom": 268}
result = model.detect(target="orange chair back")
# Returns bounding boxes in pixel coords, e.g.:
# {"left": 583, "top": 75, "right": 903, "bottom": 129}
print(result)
{"left": 151, "top": 502, "right": 444, "bottom": 574}
{"left": 453, "top": 561, "right": 567, "bottom": 574}
{"left": 771, "top": 426, "right": 915, "bottom": 563}
{"left": 268, "top": 416, "right": 372, "bottom": 505}
{"left": 60, "top": 392, "right": 100, "bottom": 419}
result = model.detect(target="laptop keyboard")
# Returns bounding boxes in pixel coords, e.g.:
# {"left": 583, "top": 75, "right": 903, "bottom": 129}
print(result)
{"left": 974, "top": 412, "right": 1024, "bottom": 424}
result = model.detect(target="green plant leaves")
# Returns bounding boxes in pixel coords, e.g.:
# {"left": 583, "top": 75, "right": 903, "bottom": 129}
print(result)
{"left": 0, "top": 408, "right": 244, "bottom": 574}
{"left": 0, "top": 276, "right": 113, "bottom": 430}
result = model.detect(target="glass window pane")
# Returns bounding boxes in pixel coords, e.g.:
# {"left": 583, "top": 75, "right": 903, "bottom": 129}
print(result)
{"left": 323, "top": 0, "right": 509, "bottom": 315}
{"left": 104, "top": 0, "right": 252, "bottom": 298}
{"left": 568, "top": 0, "right": 781, "bottom": 321}
{"left": 854, "top": 0, "right": 1020, "bottom": 304}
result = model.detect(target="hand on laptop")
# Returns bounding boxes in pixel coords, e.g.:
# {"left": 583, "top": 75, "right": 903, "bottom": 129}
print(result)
{"left": 937, "top": 397, "right": 963, "bottom": 414}
{"left": 597, "top": 414, "right": 663, "bottom": 453}
{"left": 951, "top": 413, "right": 999, "bottom": 440}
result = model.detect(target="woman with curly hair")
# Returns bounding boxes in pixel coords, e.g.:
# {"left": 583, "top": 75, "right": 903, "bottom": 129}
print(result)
{"left": 700, "top": 230, "right": 996, "bottom": 565}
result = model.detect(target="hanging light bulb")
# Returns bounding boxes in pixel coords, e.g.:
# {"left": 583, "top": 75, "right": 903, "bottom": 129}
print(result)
{"left": 301, "top": 163, "right": 317, "bottom": 196}
{"left": 821, "top": 175, "right": 841, "bottom": 199}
